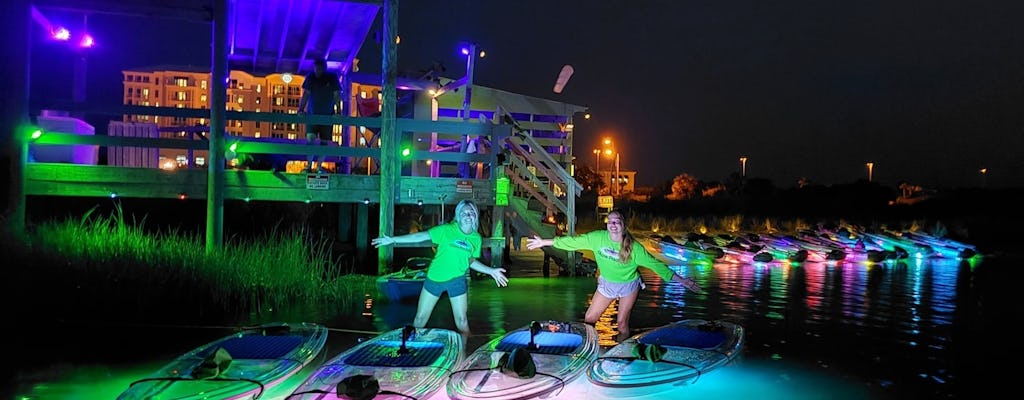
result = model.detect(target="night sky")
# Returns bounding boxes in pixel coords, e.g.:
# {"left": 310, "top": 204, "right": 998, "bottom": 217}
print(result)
{"left": 26, "top": 0, "right": 1024, "bottom": 189}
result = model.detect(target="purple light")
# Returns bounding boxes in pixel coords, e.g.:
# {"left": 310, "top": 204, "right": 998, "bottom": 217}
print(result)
{"left": 53, "top": 27, "right": 70, "bottom": 41}
{"left": 460, "top": 47, "right": 469, "bottom": 56}
{"left": 79, "top": 34, "right": 94, "bottom": 48}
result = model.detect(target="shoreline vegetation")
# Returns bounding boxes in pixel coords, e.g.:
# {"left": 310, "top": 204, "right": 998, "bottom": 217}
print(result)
{"left": 7, "top": 205, "right": 376, "bottom": 327}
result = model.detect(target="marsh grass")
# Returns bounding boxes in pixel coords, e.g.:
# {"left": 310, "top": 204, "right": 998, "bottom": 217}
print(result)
{"left": 8, "top": 205, "right": 375, "bottom": 325}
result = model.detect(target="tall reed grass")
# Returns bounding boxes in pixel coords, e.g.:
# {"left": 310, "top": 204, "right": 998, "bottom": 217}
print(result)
{"left": 7, "top": 205, "right": 375, "bottom": 325}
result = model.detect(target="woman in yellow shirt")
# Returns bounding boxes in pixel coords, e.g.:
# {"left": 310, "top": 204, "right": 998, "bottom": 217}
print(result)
{"left": 527, "top": 209, "right": 703, "bottom": 340}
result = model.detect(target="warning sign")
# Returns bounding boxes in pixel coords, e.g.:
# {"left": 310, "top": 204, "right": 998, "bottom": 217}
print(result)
{"left": 456, "top": 180, "right": 473, "bottom": 193}
{"left": 306, "top": 174, "right": 329, "bottom": 190}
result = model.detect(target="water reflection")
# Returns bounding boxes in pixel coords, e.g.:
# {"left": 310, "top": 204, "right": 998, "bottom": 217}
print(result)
{"left": 10, "top": 255, "right": 1005, "bottom": 399}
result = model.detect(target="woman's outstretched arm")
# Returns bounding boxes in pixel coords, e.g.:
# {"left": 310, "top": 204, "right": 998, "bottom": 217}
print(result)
{"left": 371, "top": 231, "right": 431, "bottom": 248}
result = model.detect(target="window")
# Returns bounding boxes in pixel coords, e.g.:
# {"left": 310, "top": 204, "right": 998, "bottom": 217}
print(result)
{"left": 237, "top": 96, "right": 244, "bottom": 104}
{"left": 142, "top": 88, "right": 150, "bottom": 98}
{"left": 273, "top": 85, "right": 284, "bottom": 95}
{"left": 201, "top": 80, "right": 207, "bottom": 89}
{"left": 256, "top": 84, "right": 262, "bottom": 93}
{"left": 175, "top": 91, "right": 187, "bottom": 101}
{"left": 174, "top": 77, "right": 188, "bottom": 87}
{"left": 274, "top": 97, "right": 284, "bottom": 106}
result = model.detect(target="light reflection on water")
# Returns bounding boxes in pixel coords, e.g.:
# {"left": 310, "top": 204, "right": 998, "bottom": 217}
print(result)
{"left": 10, "top": 255, "right": 1008, "bottom": 399}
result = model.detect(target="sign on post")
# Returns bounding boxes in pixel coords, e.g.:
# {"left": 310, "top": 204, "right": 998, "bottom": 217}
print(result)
{"left": 306, "top": 174, "right": 329, "bottom": 190}
{"left": 597, "top": 195, "right": 614, "bottom": 218}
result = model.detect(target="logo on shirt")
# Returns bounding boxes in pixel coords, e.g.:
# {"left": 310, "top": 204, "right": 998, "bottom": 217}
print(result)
{"left": 599, "top": 247, "right": 620, "bottom": 260}
{"left": 452, "top": 239, "right": 473, "bottom": 252}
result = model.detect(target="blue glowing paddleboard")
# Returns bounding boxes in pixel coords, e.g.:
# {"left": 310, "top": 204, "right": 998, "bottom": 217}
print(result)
{"left": 289, "top": 326, "right": 463, "bottom": 400}
{"left": 588, "top": 319, "right": 744, "bottom": 393}
{"left": 117, "top": 322, "right": 328, "bottom": 400}
{"left": 447, "top": 321, "right": 599, "bottom": 400}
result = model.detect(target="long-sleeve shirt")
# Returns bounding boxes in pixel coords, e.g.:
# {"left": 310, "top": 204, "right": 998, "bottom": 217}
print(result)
{"left": 552, "top": 231, "right": 674, "bottom": 283}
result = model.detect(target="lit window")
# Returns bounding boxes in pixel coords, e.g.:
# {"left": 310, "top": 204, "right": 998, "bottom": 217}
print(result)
{"left": 195, "top": 157, "right": 206, "bottom": 166}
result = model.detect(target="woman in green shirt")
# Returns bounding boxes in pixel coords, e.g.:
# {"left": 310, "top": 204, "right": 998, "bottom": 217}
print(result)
{"left": 372, "top": 200, "right": 508, "bottom": 334}
{"left": 526, "top": 209, "right": 703, "bottom": 340}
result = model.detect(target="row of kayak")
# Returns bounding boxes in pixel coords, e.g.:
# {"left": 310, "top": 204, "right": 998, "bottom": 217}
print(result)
{"left": 651, "top": 226, "right": 980, "bottom": 265}
{"left": 117, "top": 319, "right": 745, "bottom": 399}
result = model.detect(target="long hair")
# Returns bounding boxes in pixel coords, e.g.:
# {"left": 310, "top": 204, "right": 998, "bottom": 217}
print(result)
{"left": 453, "top": 199, "right": 480, "bottom": 232}
{"left": 609, "top": 209, "right": 635, "bottom": 263}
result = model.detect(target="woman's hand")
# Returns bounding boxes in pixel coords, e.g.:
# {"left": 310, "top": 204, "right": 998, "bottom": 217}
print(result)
{"left": 525, "top": 235, "right": 551, "bottom": 250}
{"left": 371, "top": 236, "right": 395, "bottom": 248}
{"left": 490, "top": 267, "right": 509, "bottom": 287}
{"left": 680, "top": 276, "right": 704, "bottom": 294}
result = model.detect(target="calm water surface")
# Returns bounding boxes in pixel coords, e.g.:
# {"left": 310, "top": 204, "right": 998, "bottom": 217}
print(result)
{"left": 10, "top": 251, "right": 1020, "bottom": 399}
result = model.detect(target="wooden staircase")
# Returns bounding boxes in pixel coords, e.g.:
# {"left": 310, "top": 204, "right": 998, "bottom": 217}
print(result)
{"left": 499, "top": 130, "right": 591, "bottom": 275}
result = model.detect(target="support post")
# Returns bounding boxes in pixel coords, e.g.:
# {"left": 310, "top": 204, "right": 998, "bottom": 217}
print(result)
{"left": 377, "top": 0, "right": 399, "bottom": 274}
{"left": 205, "top": 0, "right": 228, "bottom": 252}
{"left": 3, "top": 0, "right": 30, "bottom": 236}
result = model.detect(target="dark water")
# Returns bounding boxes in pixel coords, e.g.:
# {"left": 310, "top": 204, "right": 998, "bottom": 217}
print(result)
{"left": 9, "top": 253, "right": 1020, "bottom": 399}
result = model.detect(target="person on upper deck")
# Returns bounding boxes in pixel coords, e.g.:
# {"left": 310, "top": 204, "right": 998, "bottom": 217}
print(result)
{"left": 298, "top": 58, "right": 342, "bottom": 174}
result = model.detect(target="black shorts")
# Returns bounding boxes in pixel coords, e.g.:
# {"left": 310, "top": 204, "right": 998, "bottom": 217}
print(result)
{"left": 308, "top": 124, "right": 333, "bottom": 141}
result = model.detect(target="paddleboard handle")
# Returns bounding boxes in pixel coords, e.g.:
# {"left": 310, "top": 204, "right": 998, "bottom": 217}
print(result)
{"left": 399, "top": 325, "right": 416, "bottom": 354}
{"left": 527, "top": 321, "right": 541, "bottom": 350}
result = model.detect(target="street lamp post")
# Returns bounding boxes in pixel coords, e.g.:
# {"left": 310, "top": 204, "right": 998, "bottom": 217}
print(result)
{"left": 593, "top": 148, "right": 601, "bottom": 174}
{"left": 615, "top": 151, "right": 621, "bottom": 196}
{"left": 604, "top": 148, "right": 613, "bottom": 195}
{"left": 739, "top": 156, "right": 748, "bottom": 178}
{"left": 866, "top": 162, "right": 874, "bottom": 182}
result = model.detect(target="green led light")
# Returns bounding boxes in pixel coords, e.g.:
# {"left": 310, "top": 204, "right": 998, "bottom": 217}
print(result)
{"left": 401, "top": 147, "right": 411, "bottom": 157}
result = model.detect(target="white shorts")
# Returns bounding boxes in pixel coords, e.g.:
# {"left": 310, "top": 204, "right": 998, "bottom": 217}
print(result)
{"left": 597, "top": 276, "right": 645, "bottom": 299}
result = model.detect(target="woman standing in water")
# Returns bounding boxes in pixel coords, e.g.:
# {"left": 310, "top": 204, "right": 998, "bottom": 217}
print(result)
{"left": 526, "top": 209, "right": 703, "bottom": 339}
{"left": 372, "top": 199, "right": 508, "bottom": 335}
